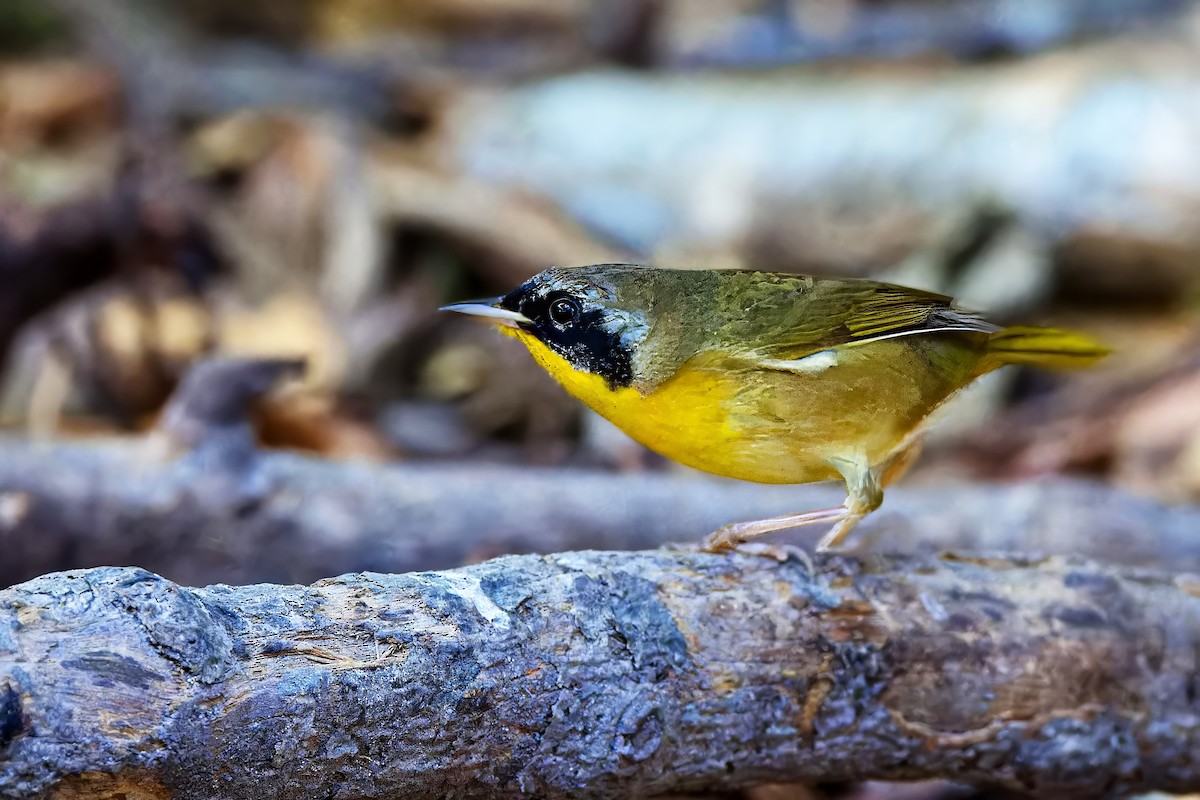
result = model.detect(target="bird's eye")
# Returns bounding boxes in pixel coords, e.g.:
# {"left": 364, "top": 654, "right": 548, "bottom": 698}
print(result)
{"left": 548, "top": 297, "right": 580, "bottom": 326}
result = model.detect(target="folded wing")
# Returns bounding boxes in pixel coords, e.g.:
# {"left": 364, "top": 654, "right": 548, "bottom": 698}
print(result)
{"left": 736, "top": 279, "right": 997, "bottom": 369}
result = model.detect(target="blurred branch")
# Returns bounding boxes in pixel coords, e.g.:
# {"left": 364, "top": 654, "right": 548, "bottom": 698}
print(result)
{"left": 46, "top": 0, "right": 193, "bottom": 135}
{"left": 0, "top": 197, "right": 123, "bottom": 364}
{"left": 371, "top": 152, "right": 625, "bottom": 285}
{"left": 47, "top": 0, "right": 395, "bottom": 123}
{"left": 2, "top": 358, "right": 1199, "bottom": 586}
{"left": 3, "top": 550, "right": 1199, "bottom": 797}
{"left": 0, "top": 4, "right": 224, "bottom": 373}
{"left": 447, "top": 39, "right": 1200, "bottom": 283}
{"left": 664, "top": 0, "right": 1192, "bottom": 66}
{"left": 0, "top": 186, "right": 222, "bottom": 395}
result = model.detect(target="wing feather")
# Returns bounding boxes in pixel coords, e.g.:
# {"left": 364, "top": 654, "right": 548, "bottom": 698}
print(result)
{"left": 735, "top": 278, "right": 996, "bottom": 368}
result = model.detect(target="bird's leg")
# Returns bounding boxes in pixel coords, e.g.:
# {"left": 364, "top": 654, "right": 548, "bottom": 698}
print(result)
{"left": 703, "top": 506, "right": 845, "bottom": 552}
{"left": 815, "top": 453, "right": 884, "bottom": 552}
{"left": 816, "top": 437, "right": 925, "bottom": 552}
{"left": 703, "top": 451, "right": 880, "bottom": 554}
{"left": 704, "top": 439, "right": 924, "bottom": 555}
{"left": 827, "top": 437, "right": 927, "bottom": 553}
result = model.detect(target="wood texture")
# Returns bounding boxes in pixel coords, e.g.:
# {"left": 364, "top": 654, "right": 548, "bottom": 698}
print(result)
{"left": 2, "top": 550, "right": 1199, "bottom": 798}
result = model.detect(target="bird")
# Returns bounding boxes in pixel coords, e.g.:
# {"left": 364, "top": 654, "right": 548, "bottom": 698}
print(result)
{"left": 442, "top": 264, "right": 1108, "bottom": 552}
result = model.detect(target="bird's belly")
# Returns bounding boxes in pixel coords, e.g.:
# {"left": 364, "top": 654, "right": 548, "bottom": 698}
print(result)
{"left": 609, "top": 368, "right": 834, "bottom": 484}
{"left": 511, "top": 332, "right": 968, "bottom": 484}
{"left": 619, "top": 362, "right": 891, "bottom": 484}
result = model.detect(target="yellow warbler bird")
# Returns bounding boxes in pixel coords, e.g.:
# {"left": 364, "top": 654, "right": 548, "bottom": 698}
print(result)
{"left": 443, "top": 264, "right": 1107, "bottom": 552}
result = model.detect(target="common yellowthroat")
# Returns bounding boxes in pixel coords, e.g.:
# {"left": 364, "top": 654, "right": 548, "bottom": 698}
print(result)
{"left": 443, "top": 264, "right": 1107, "bottom": 551}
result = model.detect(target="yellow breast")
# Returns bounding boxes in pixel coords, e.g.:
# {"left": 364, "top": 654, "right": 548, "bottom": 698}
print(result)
{"left": 504, "top": 329, "right": 846, "bottom": 484}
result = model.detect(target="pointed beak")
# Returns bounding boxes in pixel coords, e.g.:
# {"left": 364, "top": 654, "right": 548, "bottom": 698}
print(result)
{"left": 439, "top": 299, "right": 532, "bottom": 327}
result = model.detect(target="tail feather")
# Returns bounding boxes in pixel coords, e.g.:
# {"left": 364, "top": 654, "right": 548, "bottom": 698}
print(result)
{"left": 982, "top": 325, "right": 1110, "bottom": 372}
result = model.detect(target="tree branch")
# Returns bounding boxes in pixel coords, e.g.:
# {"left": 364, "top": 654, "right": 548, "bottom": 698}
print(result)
{"left": 2, "top": 550, "right": 1199, "bottom": 798}
{"left": 0, "top": 431, "right": 1198, "bottom": 587}
{"left": 0, "top": 357, "right": 1195, "bottom": 586}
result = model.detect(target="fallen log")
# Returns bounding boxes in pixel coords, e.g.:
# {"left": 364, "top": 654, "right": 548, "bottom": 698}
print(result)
{"left": 3, "top": 357, "right": 1197, "bottom": 588}
{"left": 2, "top": 549, "right": 1198, "bottom": 798}
{"left": 1, "top": 433, "right": 1198, "bottom": 587}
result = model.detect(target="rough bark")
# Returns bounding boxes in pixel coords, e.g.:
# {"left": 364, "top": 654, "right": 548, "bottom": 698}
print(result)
{"left": 1, "top": 432, "right": 1198, "bottom": 588}
{"left": 2, "top": 550, "right": 1199, "bottom": 798}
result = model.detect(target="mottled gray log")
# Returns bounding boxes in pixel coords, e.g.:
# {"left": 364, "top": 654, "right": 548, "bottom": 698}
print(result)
{"left": 2, "top": 550, "right": 1199, "bottom": 798}
{"left": 1, "top": 434, "right": 1199, "bottom": 588}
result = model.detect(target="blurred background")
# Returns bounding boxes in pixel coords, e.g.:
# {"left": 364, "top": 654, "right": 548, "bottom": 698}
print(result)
{"left": 3, "top": 0, "right": 1200, "bottom": 544}
{"left": 3, "top": 4, "right": 1200, "bottom": 798}
{"left": 9, "top": 0, "right": 1200, "bottom": 491}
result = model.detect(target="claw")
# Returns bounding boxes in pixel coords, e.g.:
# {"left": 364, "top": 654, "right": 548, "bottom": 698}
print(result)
{"left": 702, "top": 525, "right": 741, "bottom": 553}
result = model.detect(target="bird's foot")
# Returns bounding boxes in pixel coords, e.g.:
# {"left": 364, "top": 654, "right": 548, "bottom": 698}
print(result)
{"left": 703, "top": 506, "right": 846, "bottom": 554}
